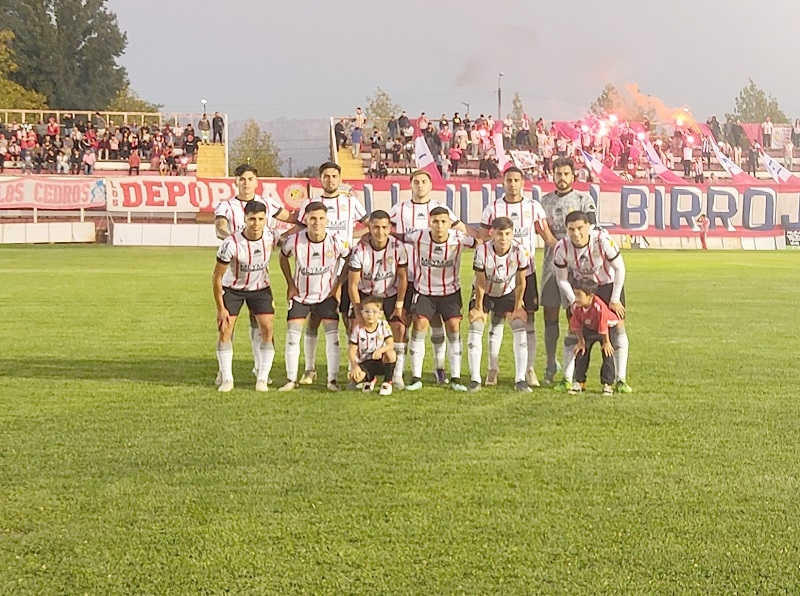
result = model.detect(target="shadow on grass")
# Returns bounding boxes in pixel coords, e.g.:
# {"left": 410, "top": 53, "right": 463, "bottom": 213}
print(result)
{"left": 0, "top": 358, "right": 224, "bottom": 387}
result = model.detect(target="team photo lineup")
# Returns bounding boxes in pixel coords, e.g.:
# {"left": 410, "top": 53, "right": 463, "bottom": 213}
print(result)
{"left": 213, "top": 157, "right": 631, "bottom": 397}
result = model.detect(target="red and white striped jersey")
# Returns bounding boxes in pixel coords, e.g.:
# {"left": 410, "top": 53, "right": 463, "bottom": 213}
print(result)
{"left": 480, "top": 196, "right": 547, "bottom": 261}
{"left": 388, "top": 199, "right": 459, "bottom": 234}
{"left": 349, "top": 319, "right": 393, "bottom": 363}
{"left": 281, "top": 231, "right": 351, "bottom": 304}
{"left": 298, "top": 191, "right": 367, "bottom": 244}
{"left": 349, "top": 236, "right": 408, "bottom": 298}
{"left": 213, "top": 194, "right": 284, "bottom": 234}
{"left": 552, "top": 229, "right": 621, "bottom": 286}
{"left": 405, "top": 229, "right": 476, "bottom": 296}
{"left": 473, "top": 240, "right": 530, "bottom": 298}
{"left": 388, "top": 199, "right": 459, "bottom": 280}
{"left": 216, "top": 229, "right": 276, "bottom": 291}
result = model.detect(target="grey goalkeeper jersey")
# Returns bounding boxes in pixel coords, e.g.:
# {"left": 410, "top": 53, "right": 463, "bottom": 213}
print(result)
{"left": 539, "top": 189, "right": 596, "bottom": 285}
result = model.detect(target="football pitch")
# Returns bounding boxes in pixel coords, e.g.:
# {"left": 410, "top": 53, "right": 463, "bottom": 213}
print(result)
{"left": 2, "top": 245, "right": 800, "bottom": 594}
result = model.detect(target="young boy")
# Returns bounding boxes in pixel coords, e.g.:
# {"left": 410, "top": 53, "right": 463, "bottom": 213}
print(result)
{"left": 348, "top": 295, "right": 397, "bottom": 396}
{"left": 568, "top": 279, "right": 618, "bottom": 396}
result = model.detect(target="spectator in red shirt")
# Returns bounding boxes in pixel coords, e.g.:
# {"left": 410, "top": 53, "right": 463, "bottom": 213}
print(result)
{"left": 128, "top": 150, "right": 141, "bottom": 175}
{"left": 568, "top": 278, "right": 618, "bottom": 395}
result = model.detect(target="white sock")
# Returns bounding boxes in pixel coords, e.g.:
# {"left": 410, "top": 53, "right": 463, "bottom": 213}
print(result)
{"left": 525, "top": 318, "right": 537, "bottom": 372}
{"left": 511, "top": 320, "right": 528, "bottom": 383}
{"left": 250, "top": 325, "right": 261, "bottom": 372}
{"left": 394, "top": 342, "right": 406, "bottom": 380}
{"left": 613, "top": 328, "right": 629, "bottom": 381}
{"left": 216, "top": 341, "right": 233, "bottom": 382}
{"left": 410, "top": 329, "right": 426, "bottom": 378}
{"left": 562, "top": 334, "right": 577, "bottom": 383}
{"left": 487, "top": 318, "right": 504, "bottom": 371}
{"left": 431, "top": 324, "right": 446, "bottom": 370}
{"left": 447, "top": 332, "right": 462, "bottom": 380}
{"left": 323, "top": 321, "right": 340, "bottom": 383}
{"left": 285, "top": 323, "right": 302, "bottom": 382}
{"left": 257, "top": 341, "right": 275, "bottom": 382}
{"left": 303, "top": 327, "right": 318, "bottom": 372}
{"left": 467, "top": 321, "right": 484, "bottom": 383}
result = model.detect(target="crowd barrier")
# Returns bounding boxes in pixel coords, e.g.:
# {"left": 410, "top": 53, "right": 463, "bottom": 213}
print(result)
{"left": 1, "top": 175, "right": 799, "bottom": 249}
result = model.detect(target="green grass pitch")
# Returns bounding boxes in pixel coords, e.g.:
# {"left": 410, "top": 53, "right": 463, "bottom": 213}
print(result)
{"left": 1, "top": 245, "right": 800, "bottom": 594}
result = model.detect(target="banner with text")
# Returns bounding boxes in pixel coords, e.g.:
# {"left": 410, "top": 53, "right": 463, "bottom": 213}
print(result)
{"left": 105, "top": 177, "right": 309, "bottom": 213}
{"left": 0, "top": 176, "right": 106, "bottom": 210}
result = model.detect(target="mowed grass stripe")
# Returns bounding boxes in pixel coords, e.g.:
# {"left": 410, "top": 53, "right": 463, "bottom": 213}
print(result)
{"left": 1, "top": 246, "right": 799, "bottom": 593}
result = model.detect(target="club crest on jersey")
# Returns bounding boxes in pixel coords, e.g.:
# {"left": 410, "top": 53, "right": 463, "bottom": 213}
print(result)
{"left": 325, "top": 250, "right": 335, "bottom": 259}
{"left": 386, "top": 256, "right": 394, "bottom": 265}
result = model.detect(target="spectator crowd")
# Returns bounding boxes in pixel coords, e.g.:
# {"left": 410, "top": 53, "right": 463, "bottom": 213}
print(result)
{"left": 0, "top": 111, "right": 226, "bottom": 176}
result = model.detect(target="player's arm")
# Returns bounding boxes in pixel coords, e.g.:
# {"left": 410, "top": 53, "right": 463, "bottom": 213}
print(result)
{"left": 608, "top": 252, "right": 626, "bottom": 319}
{"left": 554, "top": 263, "right": 576, "bottom": 306}
{"left": 348, "top": 343, "right": 363, "bottom": 379}
{"left": 214, "top": 216, "right": 231, "bottom": 240}
{"left": 212, "top": 261, "right": 230, "bottom": 330}
{"left": 274, "top": 208, "right": 298, "bottom": 224}
{"left": 394, "top": 265, "right": 408, "bottom": 320}
{"left": 373, "top": 335, "right": 394, "bottom": 360}
{"left": 512, "top": 267, "right": 527, "bottom": 320}
{"left": 348, "top": 268, "right": 363, "bottom": 324}
{"left": 279, "top": 252, "right": 299, "bottom": 301}
{"left": 570, "top": 312, "right": 586, "bottom": 355}
{"left": 536, "top": 218, "right": 558, "bottom": 247}
{"left": 353, "top": 215, "right": 370, "bottom": 240}
{"left": 470, "top": 270, "right": 488, "bottom": 323}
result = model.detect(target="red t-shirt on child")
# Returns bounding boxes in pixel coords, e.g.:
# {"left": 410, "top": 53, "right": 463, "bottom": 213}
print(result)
{"left": 569, "top": 295, "right": 619, "bottom": 335}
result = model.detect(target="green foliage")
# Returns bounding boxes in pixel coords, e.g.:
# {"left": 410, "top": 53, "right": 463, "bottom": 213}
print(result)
{"left": 0, "top": 0, "right": 127, "bottom": 109}
{"left": 295, "top": 164, "right": 319, "bottom": 178}
{"left": 106, "top": 84, "right": 161, "bottom": 113}
{"left": 0, "top": 29, "right": 47, "bottom": 109}
{"left": 228, "top": 119, "right": 283, "bottom": 177}
{"left": 364, "top": 86, "right": 402, "bottom": 137}
{"left": 2, "top": 247, "right": 800, "bottom": 593}
{"left": 511, "top": 91, "right": 524, "bottom": 122}
{"left": 729, "top": 78, "right": 789, "bottom": 123}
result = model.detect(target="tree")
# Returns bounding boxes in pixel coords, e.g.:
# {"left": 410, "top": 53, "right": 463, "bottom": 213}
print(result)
{"left": 0, "top": 0, "right": 127, "bottom": 109}
{"left": 730, "top": 78, "right": 789, "bottom": 123}
{"left": 364, "top": 87, "right": 402, "bottom": 137}
{"left": 589, "top": 83, "right": 656, "bottom": 123}
{"left": 296, "top": 165, "right": 319, "bottom": 178}
{"left": 228, "top": 119, "right": 283, "bottom": 177}
{"left": 0, "top": 29, "right": 47, "bottom": 108}
{"left": 511, "top": 91, "right": 525, "bottom": 122}
{"left": 107, "top": 85, "right": 161, "bottom": 113}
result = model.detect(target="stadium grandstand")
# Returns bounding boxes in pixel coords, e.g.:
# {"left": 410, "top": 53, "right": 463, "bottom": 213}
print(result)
{"left": 329, "top": 111, "right": 800, "bottom": 184}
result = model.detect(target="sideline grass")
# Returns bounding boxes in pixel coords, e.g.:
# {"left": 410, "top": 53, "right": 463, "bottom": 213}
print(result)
{"left": 1, "top": 246, "right": 800, "bottom": 594}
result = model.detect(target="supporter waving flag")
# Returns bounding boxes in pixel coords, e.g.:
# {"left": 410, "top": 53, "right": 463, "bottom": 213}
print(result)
{"left": 581, "top": 150, "right": 624, "bottom": 183}
{"left": 709, "top": 140, "right": 759, "bottom": 184}
{"left": 492, "top": 120, "right": 512, "bottom": 172}
{"left": 412, "top": 119, "right": 444, "bottom": 182}
{"left": 640, "top": 138, "right": 686, "bottom": 184}
{"left": 760, "top": 150, "right": 800, "bottom": 185}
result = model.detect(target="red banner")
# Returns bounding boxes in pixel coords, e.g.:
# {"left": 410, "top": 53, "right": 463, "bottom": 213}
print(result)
{"left": 0, "top": 176, "right": 106, "bottom": 210}
{"left": 105, "top": 177, "right": 309, "bottom": 213}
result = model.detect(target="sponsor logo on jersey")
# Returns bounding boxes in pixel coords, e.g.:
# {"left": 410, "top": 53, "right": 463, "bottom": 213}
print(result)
{"left": 420, "top": 257, "right": 455, "bottom": 267}
{"left": 299, "top": 266, "right": 333, "bottom": 275}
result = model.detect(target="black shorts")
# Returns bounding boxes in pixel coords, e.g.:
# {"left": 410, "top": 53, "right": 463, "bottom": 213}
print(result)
{"left": 287, "top": 295, "right": 339, "bottom": 321}
{"left": 595, "top": 283, "right": 626, "bottom": 308}
{"left": 469, "top": 290, "right": 516, "bottom": 315}
{"left": 523, "top": 271, "right": 539, "bottom": 312}
{"left": 411, "top": 291, "right": 463, "bottom": 322}
{"left": 349, "top": 292, "right": 401, "bottom": 322}
{"left": 222, "top": 286, "right": 275, "bottom": 316}
{"left": 404, "top": 283, "right": 418, "bottom": 306}
{"left": 358, "top": 359, "right": 392, "bottom": 381}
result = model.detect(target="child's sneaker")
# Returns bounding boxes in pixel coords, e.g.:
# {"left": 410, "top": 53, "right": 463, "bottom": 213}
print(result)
{"left": 553, "top": 379, "right": 572, "bottom": 393}
{"left": 602, "top": 384, "right": 614, "bottom": 396}
{"left": 379, "top": 382, "right": 393, "bottom": 396}
{"left": 615, "top": 379, "right": 633, "bottom": 394}
{"left": 362, "top": 379, "right": 376, "bottom": 393}
{"left": 568, "top": 382, "right": 584, "bottom": 395}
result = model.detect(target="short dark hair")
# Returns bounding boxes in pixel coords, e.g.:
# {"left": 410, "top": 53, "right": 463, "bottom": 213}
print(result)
{"left": 430, "top": 206, "right": 450, "bottom": 218}
{"left": 504, "top": 166, "right": 524, "bottom": 178}
{"left": 565, "top": 210, "right": 590, "bottom": 225}
{"left": 552, "top": 156, "right": 575, "bottom": 174}
{"left": 491, "top": 216, "right": 514, "bottom": 231}
{"left": 369, "top": 210, "right": 390, "bottom": 222}
{"left": 234, "top": 164, "right": 258, "bottom": 177}
{"left": 409, "top": 170, "right": 431, "bottom": 182}
{"left": 318, "top": 161, "right": 341, "bottom": 175}
{"left": 572, "top": 278, "right": 598, "bottom": 295}
{"left": 244, "top": 200, "right": 267, "bottom": 215}
{"left": 361, "top": 295, "right": 383, "bottom": 309}
{"left": 304, "top": 201, "right": 327, "bottom": 214}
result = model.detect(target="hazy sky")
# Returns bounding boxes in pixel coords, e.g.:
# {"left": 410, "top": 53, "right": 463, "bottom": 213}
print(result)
{"left": 107, "top": 0, "right": 799, "bottom": 124}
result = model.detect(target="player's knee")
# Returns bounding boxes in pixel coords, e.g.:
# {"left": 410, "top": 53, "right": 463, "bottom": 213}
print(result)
{"left": 413, "top": 317, "right": 429, "bottom": 333}
{"left": 544, "top": 307, "right": 559, "bottom": 324}
{"left": 383, "top": 349, "right": 397, "bottom": 363}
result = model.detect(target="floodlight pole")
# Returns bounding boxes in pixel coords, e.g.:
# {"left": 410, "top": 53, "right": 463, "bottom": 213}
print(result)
{"left": 497, "top": 73, "right": 504, "bottom": 120}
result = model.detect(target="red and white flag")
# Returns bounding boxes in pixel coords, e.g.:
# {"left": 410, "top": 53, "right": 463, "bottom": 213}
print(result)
{"left": 492, "top": 120, "right": 512, "bottom": 172}
{"left": 412, "top": 119, "right": 443, "bottom": 182}
{"left": 581, "top": 150, "right": 624, "bottom": 183}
